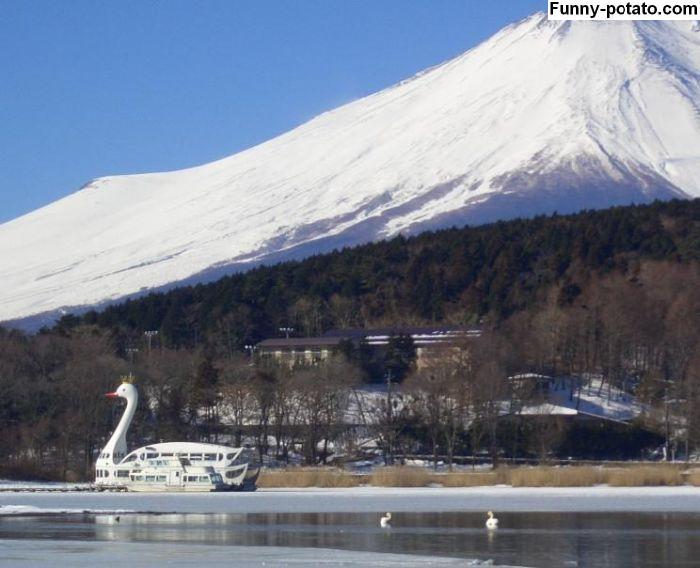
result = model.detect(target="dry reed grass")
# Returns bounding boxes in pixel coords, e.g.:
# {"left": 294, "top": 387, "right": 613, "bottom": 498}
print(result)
{"left": 506, "top": 466, "right": 605, "bottom": 487}
{"left": 684, "top": 469, "right": 700, "bottom": 486}
{"left": 257, "top": 468, "right": 360, "bottom": 488}
{"left": 435, "top": 471, "right": 503, "bottom": 487}
{"left": 606, "top": 465, "right": 683, "bottom": 486}
{"left": 369, "top": 467, "right": 432, "bottom": 487}
{"left": 256, "top": 464, "right": 693, "bottom": 488}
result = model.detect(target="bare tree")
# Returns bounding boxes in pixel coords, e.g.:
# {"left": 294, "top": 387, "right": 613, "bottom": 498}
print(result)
{"left": 294, "top": 356, "right": 360, "bottom": 464}
{"left": 219, "top": 357, "right": 257, "bottom": 447}
{"left": 405, "top": 344, "right": 474, "bottom": 470}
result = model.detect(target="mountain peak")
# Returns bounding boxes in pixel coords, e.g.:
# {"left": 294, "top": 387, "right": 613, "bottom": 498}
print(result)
{"left": 2, "top": 13, "right": 700, "bottom": 327}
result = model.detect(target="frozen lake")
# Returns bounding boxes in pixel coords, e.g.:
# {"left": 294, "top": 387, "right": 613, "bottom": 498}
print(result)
{"left": 3, "top": 486, "right": 700, "bottom": 513}
{"left": 2, "top": 487, "right": 700, "bottom": 566}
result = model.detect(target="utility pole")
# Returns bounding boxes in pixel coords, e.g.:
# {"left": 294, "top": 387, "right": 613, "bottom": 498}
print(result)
{"left": 656, "top": 377, "right": 673, "bottom": 462}
{"left": 386, "top": 369, "right": 394, "bottom": 465}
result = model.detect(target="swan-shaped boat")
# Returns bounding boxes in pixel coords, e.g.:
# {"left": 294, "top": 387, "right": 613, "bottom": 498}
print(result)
{"left": 95, "top": 378, "right": 257, "bottom": 492}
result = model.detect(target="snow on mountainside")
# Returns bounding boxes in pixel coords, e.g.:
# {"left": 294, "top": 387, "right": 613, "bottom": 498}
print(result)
{"left": 2, "top": 13, "right": 700, "bottom": 326}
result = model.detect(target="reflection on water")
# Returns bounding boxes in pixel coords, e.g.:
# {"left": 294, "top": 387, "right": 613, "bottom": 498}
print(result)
{"left": 2, "top": 511, "right": 700, "bottom": 567}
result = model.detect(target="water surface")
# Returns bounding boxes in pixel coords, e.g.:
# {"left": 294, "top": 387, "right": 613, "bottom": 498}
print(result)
{"left": 2, "top": 511, "right": 700, "bottom": 567}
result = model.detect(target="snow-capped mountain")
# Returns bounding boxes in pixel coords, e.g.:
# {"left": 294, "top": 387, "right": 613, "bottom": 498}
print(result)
{"left": 2, "top": 13, "right": 700, "bottom": 326}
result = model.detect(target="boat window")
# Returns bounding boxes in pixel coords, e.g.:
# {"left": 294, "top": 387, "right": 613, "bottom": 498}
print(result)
{"left": 204, "top": 453, "right": 216, "bottom": 461}
{"left": 145, "top": 475, "right": 156, "bottom": 482}
{"left": 146, "top": 452, "right": 157, "bottom": 459}
{"left": 218, "top": 453, "right": 223, "bottom": 461}
{"left": 186, "top": 476, "right": 198, "bottom": 482}
{"left": 105, "top": 470, "right": 110, "bottom": 477}
{"left": 123, "top": 454, "right": 137, "bottom": 463}
{"left": 117, "top": 470, "right": 129, "bottom": 478}
{"left": 156, "top": 475, "right": 167, "bottom": 482}
{"left": 161, "top": 453, "right": 173, "bottom": 457}
{"left": 226, "top": 453, "right": 235, "bottom": 460}
{"left": 189, "top": 453, "right": 203, "bottom": 461}
{"left": 139, "top": 454, "right": 145, "bottom": 460}
{"left": 199, "top": 476, "right": 210, "bottom": 482}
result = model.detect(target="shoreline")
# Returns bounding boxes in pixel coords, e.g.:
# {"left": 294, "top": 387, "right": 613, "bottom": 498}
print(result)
{"left": 2, "top": 485, "right": 700, "bottom": 514}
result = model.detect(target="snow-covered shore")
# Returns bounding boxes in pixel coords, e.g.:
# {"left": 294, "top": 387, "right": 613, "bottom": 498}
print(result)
{"left": 2, "top": 486, "right": 700, "bottom": 515}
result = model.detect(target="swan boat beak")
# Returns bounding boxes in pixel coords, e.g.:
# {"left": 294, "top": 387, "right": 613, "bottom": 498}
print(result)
{"left": 105, "top": 392, "right": 119, "bottom": 398}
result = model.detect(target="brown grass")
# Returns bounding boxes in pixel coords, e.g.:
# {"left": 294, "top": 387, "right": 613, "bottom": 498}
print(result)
{"left": 606, "top": 465, "right": 683, "bottom": 486}
{"left": 369, "top": 467, "right": 432, "bottom": 487}
{"left": 434, "top": 471, "right": 503, "bottom": 487}
{"left": 257, "top": 468, "right": 361, "bottom": 488}
{"left": 256, "top": 464, "right": 693, "bottom": 488}
{"left": 506, "top": 466, "right": 606, "bottom": 487}
{"left": 684, "top": 469, "right": 700, "bottom": 486}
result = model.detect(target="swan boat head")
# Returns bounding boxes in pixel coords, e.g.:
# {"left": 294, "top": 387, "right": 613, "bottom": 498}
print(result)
{"left": 95, "top": 379, "right": 138, "bottom": 485}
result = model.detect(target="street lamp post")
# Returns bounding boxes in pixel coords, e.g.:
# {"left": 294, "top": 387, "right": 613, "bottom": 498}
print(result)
{"left": 244, "top": 344, "right": 257, "bottom": 365}
{"left": 279, "top": 327, "right": 294, "bottom": 339}
{"left": 144, "top": 330, "right": 159, "bottom": 352}
{"left": 126, "top": 347, "right": 139, "bottom": 372}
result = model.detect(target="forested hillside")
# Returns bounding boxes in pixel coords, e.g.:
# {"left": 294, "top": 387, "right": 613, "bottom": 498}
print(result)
{"left": 59, "top": 198, "right": 700, "bottom": 352}
{"left": 1, "top": 198, "right": 699, "bottom": 480}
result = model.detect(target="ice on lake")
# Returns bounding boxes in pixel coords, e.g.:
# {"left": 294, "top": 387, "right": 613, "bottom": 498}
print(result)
{"left": 3, "top": 487, "right": 700, "bottom": 566}
{"left": 0, "top": 540, "right": 493, "bottom": 567}
{"left": 3, "top": 486, "right": 700, "bottom": 514}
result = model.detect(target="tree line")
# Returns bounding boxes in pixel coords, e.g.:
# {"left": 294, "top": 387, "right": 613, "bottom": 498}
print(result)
{"left": 1, "top": 198, "right": 699, "bottom": 479}
{"left": 55, "top": 198, "right": 699, "bottom": 355}
{"left": 0, "top": 259, "right": 698, "bottom": 478}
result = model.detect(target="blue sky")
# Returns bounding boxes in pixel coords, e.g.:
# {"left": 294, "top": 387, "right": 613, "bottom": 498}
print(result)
{"left": 0, "top": 0, "right": 542, "bottom": 223}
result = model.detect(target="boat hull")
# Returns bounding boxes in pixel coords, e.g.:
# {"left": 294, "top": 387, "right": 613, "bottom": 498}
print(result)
{"left": 125, "top": 483, "right": 228, "bottom": 493}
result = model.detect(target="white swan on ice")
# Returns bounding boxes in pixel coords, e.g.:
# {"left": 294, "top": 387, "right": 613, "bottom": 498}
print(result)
{"left": 380, "top": 512, "right": 392, "bottom": 528}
